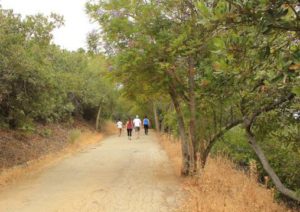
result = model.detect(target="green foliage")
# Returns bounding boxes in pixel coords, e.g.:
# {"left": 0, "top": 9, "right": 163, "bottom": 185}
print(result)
{"left": 213, "top": 124, "right": 300, "bottom": 193}
{"left": 0, "top": 8, "right": 119, "bottom": 129}
{"left": 86, "top": 0, "right": 300, "bottom": 201}
{"left": 19, "top": 121, "right": 36, "bottom": 133}
{"left": 39, "top": 129, "right": 53, "bottom": 138}
{"left": 212, "top": 127, "right": 254, "bottom": 166}
{"left": 69, "top": 129, "right": 81, "bottom": 144}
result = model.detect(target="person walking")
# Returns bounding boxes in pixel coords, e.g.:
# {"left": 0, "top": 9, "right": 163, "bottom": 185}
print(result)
{"left": 126, "top": 118, "right": 133, "bottom": 140}
{"left": 116, "top": 119, "right": 123, "bottom": 137}
{"left": 133, "top": 115, "right": 142, "bottom": 139}
{"left": 143, "top": 116, "right": 150, "bottom": 135}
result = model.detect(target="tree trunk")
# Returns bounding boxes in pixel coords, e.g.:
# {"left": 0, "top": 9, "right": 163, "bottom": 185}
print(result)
{"left": 237, "top": 93, "right": 299, "bottom": 201}
{"left": 160, "top": 119, "right": 165, "bottom": 133}
{"left": 169, "top": 88, "right": 191, "bottom": 176}
{"left": 153, "top": 102, "right": 160, "bottom": 131}
{"left": 95, "top": 104, "right": 102, "bottom": 131}
{"left": 188, "top": 63, "right": 197, "bottom": 174}
{"left": 244, "top": 122, "right": 300, "bottom": 202}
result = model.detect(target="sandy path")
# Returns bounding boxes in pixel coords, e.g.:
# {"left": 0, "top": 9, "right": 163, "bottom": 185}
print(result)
{"left": 0, "top": 131, "right": 183, "bottom": 212}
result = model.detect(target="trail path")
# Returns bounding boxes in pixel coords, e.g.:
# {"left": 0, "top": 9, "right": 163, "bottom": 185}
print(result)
{"left": 0, "top": 131, "right": 183, "bottom": 212}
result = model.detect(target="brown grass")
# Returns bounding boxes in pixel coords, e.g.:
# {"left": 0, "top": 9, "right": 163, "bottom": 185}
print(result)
{"left": 101, "top": 121, "right": 119, "bottom": 135}
{"left": 158, "top": 134, "right": 290, "bottom": 212}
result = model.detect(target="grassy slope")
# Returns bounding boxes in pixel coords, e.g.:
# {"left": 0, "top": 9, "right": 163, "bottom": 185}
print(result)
{"left": 158, "top": 134, "right": 290, "bottom": 212}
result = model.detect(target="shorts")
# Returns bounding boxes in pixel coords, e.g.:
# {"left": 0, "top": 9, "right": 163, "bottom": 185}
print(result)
{"left": 135, "top": 127, "right": 140, "bottom": 132}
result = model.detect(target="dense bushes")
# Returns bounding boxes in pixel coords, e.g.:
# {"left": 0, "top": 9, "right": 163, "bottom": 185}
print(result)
{"left": 0, "top": 8, "right": 116, "bottom": 129}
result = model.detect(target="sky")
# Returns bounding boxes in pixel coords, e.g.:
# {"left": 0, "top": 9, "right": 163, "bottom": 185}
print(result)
{"left": 0, "top": 0, "right": 98, "bottom": 51}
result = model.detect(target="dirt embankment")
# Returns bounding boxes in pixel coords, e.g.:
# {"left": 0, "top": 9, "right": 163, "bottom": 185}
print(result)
{"left": 0, "top": 120, "right": 110, "bottom": 186}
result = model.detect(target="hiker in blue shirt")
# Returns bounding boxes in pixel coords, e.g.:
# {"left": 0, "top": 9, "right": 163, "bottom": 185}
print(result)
{"left": 143, "top": 116, "right": 150, "bottom": 135}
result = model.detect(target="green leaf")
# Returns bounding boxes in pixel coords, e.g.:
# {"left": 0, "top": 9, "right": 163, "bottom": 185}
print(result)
{"left": 292, "top": 86, "right": 300, "bottom": 96}
{"left": 213, "top": 37, "right": 226, "bottom": 49}
{"left": 197, "top": 1, "right": 210, "bottom": 18}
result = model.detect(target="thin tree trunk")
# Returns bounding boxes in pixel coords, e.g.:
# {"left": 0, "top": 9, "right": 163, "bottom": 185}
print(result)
{"left": 238, "top": 93, "right": 298, "bottom": 201}
{"left": 160, "top": 103, "right": 172, "bottom": 133}
{"left": 153, "top": 102, "right": 160, "bottom": 131}
{"left": 188, "top": 63, "right": 197, "bottom": 174}
{"left": 160, "top": 119, "right": 165, "bottom": 133}
{"left": 96, "top": 104, "right": 102, "bottom": 131}
{"left": 200, "top": 119, "right": 243, "bottom": 168}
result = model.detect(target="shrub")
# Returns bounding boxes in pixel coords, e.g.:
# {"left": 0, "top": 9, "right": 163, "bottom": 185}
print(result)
{"left": 69, "top": 129, "right": 81, "bottom": 144}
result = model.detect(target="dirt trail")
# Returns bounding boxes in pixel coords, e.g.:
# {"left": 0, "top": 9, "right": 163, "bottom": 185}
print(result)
{"left": 0, "top": 131, "right": 183, "bottom": 212}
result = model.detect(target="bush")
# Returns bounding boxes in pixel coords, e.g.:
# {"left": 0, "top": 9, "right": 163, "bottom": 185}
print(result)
{"left": 69, "top": 129, "right": 81, "bottom": 144}
{"left": 39, "top": 129, "right": 53, "bottom": 138}
{"left": 212, "top": 127, "right": 255, "bottom": 168}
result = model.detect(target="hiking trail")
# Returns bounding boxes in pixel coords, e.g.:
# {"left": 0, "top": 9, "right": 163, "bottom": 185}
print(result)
{"left": 0, "top": 131, "right": 183, "bottom": 212}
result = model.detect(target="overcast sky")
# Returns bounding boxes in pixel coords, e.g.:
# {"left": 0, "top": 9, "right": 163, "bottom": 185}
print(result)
{"left": 0, "top": 0, "right": 98, "bottom": 51}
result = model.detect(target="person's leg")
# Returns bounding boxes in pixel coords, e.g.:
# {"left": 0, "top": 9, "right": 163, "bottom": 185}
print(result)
{"left": 129, "top": 129, "right": 132, "bottom": 139}
{"left": 119, "top": 128, "right": 121, "bottom": 136}
{"left": 127, "top": 129, "right": 130, "bottom": 139}
{"left": 145, "top": 125, "right": 149, "bottom": 135}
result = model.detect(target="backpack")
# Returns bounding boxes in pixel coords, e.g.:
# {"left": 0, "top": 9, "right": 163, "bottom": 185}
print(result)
{"left": 127, "top": 121, "right": 133, "bottom": 129}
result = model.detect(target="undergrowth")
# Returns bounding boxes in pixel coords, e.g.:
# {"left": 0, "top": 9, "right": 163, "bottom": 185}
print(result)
{"left": 158, "top": 134, "right": 290, "bottom": 212}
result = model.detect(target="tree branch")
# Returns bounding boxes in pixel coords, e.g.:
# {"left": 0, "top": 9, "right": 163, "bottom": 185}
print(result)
{"left": 287, "top": 3, "right": 300, "bottom": 20}
{"left": 165, "top": 68, "right": 190, "bottom": 102}
{"left": 241, "top": 92, "right": 299, "bottom": 201}
{"left": 248, "top": 93, "right": 295, "bottom": 126}
{"left": 269, "top": 24, "right": 300, "bottom": 32}
{"left": 201, "top": 119, "right": 243, "bottom": 167}
{"left": 225, "top": 0, "right": 300, "bottom": 32}
{"left": 244, "top": 126, "right": 300, "bottom": 202}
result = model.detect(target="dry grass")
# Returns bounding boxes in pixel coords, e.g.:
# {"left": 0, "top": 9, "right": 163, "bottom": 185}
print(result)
{"left": 158, "top": 134, "right": 291, "bottom": 212}
{"left": 102, "top": 121, "right": 119, "bottom": 135}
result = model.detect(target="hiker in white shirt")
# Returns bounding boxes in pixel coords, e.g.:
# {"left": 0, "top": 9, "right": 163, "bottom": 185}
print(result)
{"left": 116, "top": 119, "right": 123, "bottom": 137}
{"left": 133, "top": 115, "right": 142, "bottom": 139}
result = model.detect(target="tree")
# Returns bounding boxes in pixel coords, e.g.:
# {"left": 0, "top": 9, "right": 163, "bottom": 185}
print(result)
{"left": 86, "top": 0, "right": 300, "bottom": 201}
{"left": 0, "top": 7, "right": 118, "bottom": 130}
